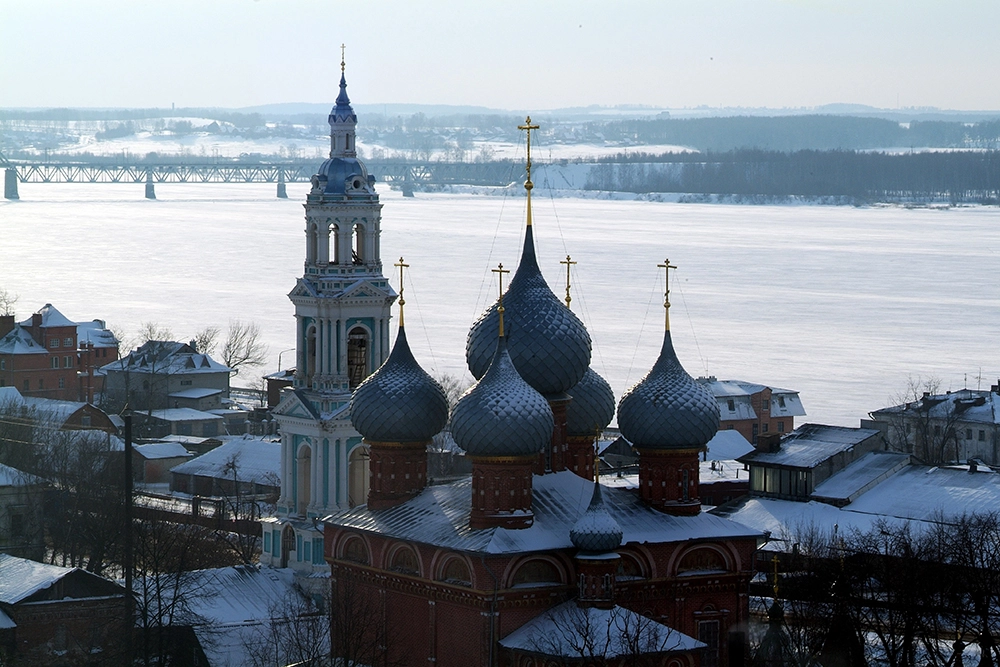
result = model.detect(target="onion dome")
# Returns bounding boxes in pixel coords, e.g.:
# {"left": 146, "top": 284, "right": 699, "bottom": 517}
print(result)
{"left": 350, "top": 326, "right": 449, "bottom": 443}
{"left": 566, "top": 368, "right": 616, "bottom": 437}
{"left": 451, "top": 337, "right": 554, "bottom": 457}
{"left": 316, "top": 157, "right": 372, "bottom": 195}
{"left": 570, "top": 481, "right": 623, "bottom": 554}
{"left": 466, "top": 226, "right": 591, "bottom": 396}
{"left": 617, "top": 330, "right": 719, "bottom": 449}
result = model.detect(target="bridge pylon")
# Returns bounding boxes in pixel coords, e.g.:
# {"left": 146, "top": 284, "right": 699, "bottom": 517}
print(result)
{"left": 276, "top": 170, "right": 287, "bottom": 198}
{"left": 144, "top": 170, "right": 156, "bottom": 199}
{"left": 4, "top": 168, "right": 18, "bottom": 200}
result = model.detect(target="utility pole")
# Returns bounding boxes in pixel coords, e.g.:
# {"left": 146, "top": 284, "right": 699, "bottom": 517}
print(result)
{"left": 123, "top": 409, "right": 135, "bottom": 661}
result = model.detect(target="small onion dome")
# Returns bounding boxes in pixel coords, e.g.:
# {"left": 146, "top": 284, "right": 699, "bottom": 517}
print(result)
{"left": 451, "top": 337, "right": 554, "bottom": 457}
{"left": 566, "top": 368, "right": 616, "bottom": 437}
{"left": 350, "top": 326, "right": 449, "bottom": 443}
{"left": 570, "top": 481, "right": 623, "bottom": 554}
{"left": 466, "top": 226, "right": 591, "bottom": 397}
{"left": 617, "top": 330, "right": 719, "bottom": 449}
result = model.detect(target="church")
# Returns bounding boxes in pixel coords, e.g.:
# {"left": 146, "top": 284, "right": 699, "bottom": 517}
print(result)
{"left": 263, "top": 60, "right": 761, "bottom": 666}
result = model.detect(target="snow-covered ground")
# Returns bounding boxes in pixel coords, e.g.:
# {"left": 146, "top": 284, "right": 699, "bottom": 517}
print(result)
{"left": 1, "top": 183, "right": 997, "bottom": 429}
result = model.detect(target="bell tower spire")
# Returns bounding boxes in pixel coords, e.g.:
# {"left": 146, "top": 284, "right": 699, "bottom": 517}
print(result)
{"left": 329, "top": 45, "right": 358, "bottom": 159}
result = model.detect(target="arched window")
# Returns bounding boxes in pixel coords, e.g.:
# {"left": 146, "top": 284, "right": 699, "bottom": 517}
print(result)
{"left": 348, "top": 445, "right": 369, "bottom": 508}
{"left": 341, "top": 536, "right": 369, "bottom": 565}
{"left": 353, "top": 223, "right": 365, "bottom": 264}
{"left": 389, "top": 546, "right": 420, "bottom": 575}
{"left": 329, "top": 223, "right": 340, "bottom": 265}
{"left": 296, "top": 444, "right": 312, "bottom": 515}
{"left": 511, "top": 559, "right": 564, "bottom": 588}
{"left": 305, "top": 325, "right": 317, "bottom": 385}
{"left": 347, "top": 328, "right": 369, "bottom": 389}
{"left": 677, "top": 547, "right": 729, "bottom": 575}
{"left": 439, "top": 557, "right": 472, "bottom": 586}
{"left": 616, "top": 553, "right": 646, "bottom": 580}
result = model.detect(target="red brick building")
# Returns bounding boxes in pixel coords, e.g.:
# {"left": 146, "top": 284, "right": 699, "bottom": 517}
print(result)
{"left": 696, "top": 378, "right": 806, "bottom": 445}
{"left": 0, "top": 304, "right": 118, "bottom": 403}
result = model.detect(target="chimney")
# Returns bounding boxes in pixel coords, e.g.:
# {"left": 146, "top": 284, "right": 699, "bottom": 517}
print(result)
{"left": 969, "top": 460, "right": 979, "bottom": 473}
{"left": 0, "top": 315, "right": 14, "bottom": 338}
{"left": 756, "top": 433, "right": 782, "bottom": 453}
{"left": 31, "top": 312, "right": 41, "bottom": 329}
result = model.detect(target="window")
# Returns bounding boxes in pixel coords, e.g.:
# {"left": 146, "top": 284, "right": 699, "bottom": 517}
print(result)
{"left": 390, "top": 547, "right": 420, "bottom": 575}
{"left": 342, "top": 537, "right": 369, "bottom": 564}
{"left": 63, "top": 355, "right": 72, "bottom": 368}
{"left": 58, "top": 377, "right": 65, "bottom": 389}
{"left": 979, "top": 430, "right": 986, "bottom": 441}
{"left": 778, "top": 396, "right": 786, "bottom": 408}
{"left": 698, "top": 620, "right": 720, "bottom": 667}
{"left": 727, "top": 424, "right": 734, "bottom": 430}
{"left": 48, "top": 338, "right": 58, "bottom": 349}
{"left": 763, "top": 423, "right": 769, "bottom": 433}
{"left": 967, "top": 429, "right": 973, "bottom": 440}
{"left": 180, "top": 379, "right": 192, "bottom": 385}
{"left": 296, "top": 535, "right": 303, "bottom": 562}
{"left": 23, "top": 379, "right": 29, "bottom": 391}
{"left": 51, "top": 356, "right": 59, "bottom": 368}
{"left": 63, "top": 337, "right": 73, "bottom": 347}
{"left": 0, "top": 359, "right": 5, "bottom": 370}
{"left": 726, "top": 399, "right": 735, "bottom": 412}
{"left": 303, "top": 538, "right": 312, "bottom": 563}
{"left": 762, "top": 399, "right": 770, "bottom": 411}
{"left": 682, "top": 468, "right": 690, "bottom": 501}
{"left": 313, "top": 538, "right": 324, "bottom": 564}
{"left": 263, "top": 532, "right": 271, "bottom": 553}
{"left": 777, "top": 421, "right": 785, "bottom": 433}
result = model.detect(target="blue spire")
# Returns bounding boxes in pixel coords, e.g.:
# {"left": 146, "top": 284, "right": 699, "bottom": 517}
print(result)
{"left": 335, "top": 71, "right": 352, "bottom": 111}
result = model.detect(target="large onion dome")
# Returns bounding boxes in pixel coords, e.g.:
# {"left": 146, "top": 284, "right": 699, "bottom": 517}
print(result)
{"left": 466, "top": 227, "right": 591, "bottom": 397}
{"left": 570, "top": 481, "right": 623, "bottom": 554}
{"left": 315, "top": 157, "right": 372, "bottom": 195}
{"left": 617, "top": 330, "right": 719, "bottom": 449}
{"left": 350, "top": 326, "right": 449, "bottom": 443}
{"left": 451, "top": 337, "right": 554, "bottom": 457}
{"left": 566, "top": 368, "right": 616, "bottom": 437}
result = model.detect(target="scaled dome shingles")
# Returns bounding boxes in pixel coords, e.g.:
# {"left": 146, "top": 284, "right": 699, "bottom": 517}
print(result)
{"left": 617, "top": 331, "right": 719, "bottom": 450}
{"left": 570, "top": 482, "right": 624, "bottom": 554}
{"left": 451, "top": 337, "right": 554, "bottom": 458}
{"left": 566, "top": 368, "right": 616, "bottom": 437}
{"left": 350, "top": 327, "right": 449, "bottom": 443}
{"left": 466, "top": 226, "right": 591, "bottom": 397}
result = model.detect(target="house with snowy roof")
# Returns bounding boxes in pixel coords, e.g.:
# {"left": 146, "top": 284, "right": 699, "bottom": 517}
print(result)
{"left": 0, "top": 463, "right": 45, "bottom": 560}
{"left": 0, "top": 304, "right": 118, "bottom": 403}
{"left": 133, "top": 441, "right": 193, "bottom": 484}
{"left": 0, "top": 386, "right": 116, "bottom": 434}
{"left": 0, "top": 553, "right": 127, "bottom": 665}
{"left": 101, "top": 339, "right": 232, "bottom": 418}
{"left": 696, "top": 376, "right": 807, "bottom": 445}
{"left": 170, "top": 436, "right": 280, "bottom": 500}
{"left": 869, "top": 383, "right": 1000, "bottom": 465}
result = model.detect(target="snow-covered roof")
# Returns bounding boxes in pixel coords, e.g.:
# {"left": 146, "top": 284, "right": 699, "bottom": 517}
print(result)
{"left": 19, "top": 303, "right": 75, "bottom": 329}
{"left": 695, "top": 378, "right": 807, "bottom": 419}
{"left": 168, "top": 387, "right": 223, "bottom": 400}
{"left": 77, "top": 319, "right": 118, "bottom": 348}
{"left": 0, "top": 554, "right": 74, "bottom": 604}
{"left": 706, "top": 430, "right": 754, "bottom": 460}
{"left": 810, "top": 451, "right": 911, "bottom": 504}
{"left": 0, "top": 608, "right": 14, "bottom": 629}
{"left": 327, "top": 470, "right": 760, "bottom": 555}
{"left": 872, "top": 389, "right": 1000, "bottom": 426}
{"left": 160, "top": 434, "right": 220, "bottom": 446}
{"left": 499, "top": 601, "right": 704, "bottom": 657}
{"left": 0, "top": 325, "right": 46, "bottom": 355}
{"left": 21, "top": 395, "right": 88, "bottom": 425}
{"left": 0, "top": 386, "right": 25, "bottom": 407}
{"left": 0, "top": 462, "right": 44, "bottom": 487}
{"left": 169, "top": 436, "right": 280, "bottom": 485}
{"left": 698, "top": 459, "right": 747, "bottom": 485}
{"left": 148, "top": 407, "right": 224, "bottom": 423}
{"left": 739, "top": 424, "right": 880, "bottom": 469}
{"left": 134, "top": 442, "right": 193, "bottom": 460}
{"left": 101, "top": 340, "right": 231, "bottom": 375}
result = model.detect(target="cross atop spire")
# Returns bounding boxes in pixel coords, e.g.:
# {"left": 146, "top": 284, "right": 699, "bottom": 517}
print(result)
{"left": 561, "top": 255, "right": 577, "bottom": 309}
{"left": 341, "top": 44, "right": 346, "bottom": 72}
{"left": 657, "top": 258, "right": 677, "bottom": 331}
{"left": 518, "top": 117, "right": 540, "bottom": 228}
{"left": 492, "top": 263, "right": 511, "bottom": 337}
{"left": 395, "top": 257, "right": 409, "bottom": 327}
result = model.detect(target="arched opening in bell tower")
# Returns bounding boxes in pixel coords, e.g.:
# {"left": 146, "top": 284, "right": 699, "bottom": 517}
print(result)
{"left": 352, "top": 223, "right": 365, "bottom": 264}
{"left": 329, "top": 223, "right": 340, "bottom": 265}
{"left": 348, "top": 444, "right": 370, "bottom": 508}
{"left": 347, "top": 327, "right": 369, "bottom": 389}
{"left": 296, "top": 444, "right": 312, "bottom": 515}
{"left": 305, "top": 325, "right": 317, "bottom": 386}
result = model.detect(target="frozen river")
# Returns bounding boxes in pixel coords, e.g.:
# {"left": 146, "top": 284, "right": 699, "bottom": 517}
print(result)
{"left": 1, "top": 182, "right": 998, "bottom": 428}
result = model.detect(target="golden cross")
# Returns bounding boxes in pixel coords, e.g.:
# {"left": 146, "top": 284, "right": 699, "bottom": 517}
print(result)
{"left": 593, "top": 426, "right": 602, "bottom": 483}
{"left": 771, "top": 554, "right": 780, "bottom": 597}
{"left": 560, "top": 255, "right": 577, "bottom": 309}
{"left": 657, "top": 259, "right": 677, "bottom": 331}
{"left": 491, "top": 263, "right": 511, "bottom": 337}
{"left": 340, "top": 44, "right": 346, "bottom": 72}
{"left": 395, "top": 257, "right": 408, "bottom": 326}
{"left": 517, "top": 116, "right": 540, "bottom": 191}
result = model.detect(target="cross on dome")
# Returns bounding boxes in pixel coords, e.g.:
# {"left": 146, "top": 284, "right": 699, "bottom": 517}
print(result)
{"left": 657, "top": 258, "right": 677, "bottom": 331}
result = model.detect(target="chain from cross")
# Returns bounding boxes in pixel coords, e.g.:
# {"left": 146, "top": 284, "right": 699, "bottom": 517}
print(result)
{"left": 395, "top": 257, "right": 408, "bottom": 326}
{"left": 518, "top": 116, "right": 540, "bottom": 189}
{"left": 492, "top": 263, "right": 511, "bottom": 336}
{"left": 560, "top": 255, "right": 577, "bottom": 309}
{"left": 657, "top": 259, "right": 677, "bottom": 330}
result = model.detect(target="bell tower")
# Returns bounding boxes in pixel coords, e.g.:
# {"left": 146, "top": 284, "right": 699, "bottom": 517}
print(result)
{"left": 266, "top": 53, "right": 396, "bottom": 580}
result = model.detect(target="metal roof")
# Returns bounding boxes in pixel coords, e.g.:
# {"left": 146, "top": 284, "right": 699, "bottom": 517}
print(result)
{"left": 326, "top": 470, "right": 759, "bottom": 554}
{"left": 739, "top": 424, "right": 880, "bottom": 469}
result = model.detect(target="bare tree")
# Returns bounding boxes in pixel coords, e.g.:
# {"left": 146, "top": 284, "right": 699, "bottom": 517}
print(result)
{"left": 222, "top": 319, "right": 268, "bottom": 375}
{"left": 214, "top": 452, "right": 262, "bottom": 565}
{"left": 0, "top": 287, "right": 18, "bottom": 316}
{"left": 329, "top": 564, "right": 403, "bottom": 667}
{"left": 193, "top": 325, "right": 220, "bottom": 356}
{"left": 877, "top": 376, "right": 963, "bottom": 464}
{"left": 241, "top": 590, "right": 330, "bottom": 667}
{"left": 136, "top": 321, "right": 174, "bottom": 344}
{"left": 435, "top": 372, "right": 472, "bottom": 415}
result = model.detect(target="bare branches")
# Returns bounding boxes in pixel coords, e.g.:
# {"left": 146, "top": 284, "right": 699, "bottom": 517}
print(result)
{"left": 222, "top": 319, "right": 268, "bottom": 375}
{"left": 136, "top": 321, "right": 174, "bottom": 344}
{"left": 192, "top": 326, "right": 220, "bottom": 356}
{"left": 0, "top": 287, "right": 18, "bottom": 316}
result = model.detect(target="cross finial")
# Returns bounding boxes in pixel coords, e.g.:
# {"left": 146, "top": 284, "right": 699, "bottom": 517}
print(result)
{"left": 340, "top": 44, "right": 346, "bottom": 72}
{"left": 771, "top": 554, "right": 780, "bottom": 597}
{"left": 560, "top": 255, "right": 577, "bottom": 309}
{"left": 657, "top": 258, "right": 677, "bottom": 331}
{"left": 395, "top": 257, "right": 409, "bottom": 327}
{"left": 518, "top": 117, "right": 540, "bottom": 227}
{"left": 594, "top": 426, "right": 602, "bottom": 483}
{"left": 491, "top": 263, "right": 511, "bottom": 337}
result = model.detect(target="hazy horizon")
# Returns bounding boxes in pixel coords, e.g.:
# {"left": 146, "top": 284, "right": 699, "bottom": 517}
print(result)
{"left": 3, "top": 1, "right": 999, "bottom": 111}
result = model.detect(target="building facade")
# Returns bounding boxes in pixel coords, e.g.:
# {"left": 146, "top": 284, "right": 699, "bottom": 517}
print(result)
{"left": 260, "top": 63, "right": 395, "bottom": 581}
{"left": 696, "top": 378, "right": 806, "bottom": 444}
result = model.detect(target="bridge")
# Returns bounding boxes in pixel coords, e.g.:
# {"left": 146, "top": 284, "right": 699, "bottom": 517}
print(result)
{"left": 0, "top": 153, "right": 520, "bottom": 200}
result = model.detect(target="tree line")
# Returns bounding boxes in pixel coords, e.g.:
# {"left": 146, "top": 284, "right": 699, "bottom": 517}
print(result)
{"left": 585, "top": 149, "right": 1000, "bottom": 203}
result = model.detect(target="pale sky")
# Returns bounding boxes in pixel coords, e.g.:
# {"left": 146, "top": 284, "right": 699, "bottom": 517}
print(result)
{"left": 2, "top": 0, "right": 998, "bottom": 111}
